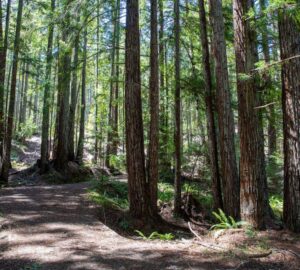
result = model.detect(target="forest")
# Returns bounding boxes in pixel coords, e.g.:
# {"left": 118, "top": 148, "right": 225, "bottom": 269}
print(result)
{"left": 0, "top": 0, "right": 300, "bottom": 269}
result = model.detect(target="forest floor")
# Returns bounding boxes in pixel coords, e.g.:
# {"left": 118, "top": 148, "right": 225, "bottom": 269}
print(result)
{"left": 0, "top": 137, "right": 299, "bottom": 270}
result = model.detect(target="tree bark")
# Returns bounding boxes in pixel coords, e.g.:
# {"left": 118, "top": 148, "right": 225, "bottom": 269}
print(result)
{"left": 41, "top": 0, "right": 55, "bottom": 172}
{"left": 174, "top": 0, "right": 182, "bottom": 215}
{"left": 0, "top": 0, "right": 11, "bottom": 155}
{"left": 54, "top": 0, "right": 72, "bottom": 172}
{"left": 68, "top": 18, "right": 80, "bottom": 161}
{"left": 148, "top": 0, "right": 159, "bottom": 217}
{"left": 198, "top": 0, "right": 223, "bottom": 211}
{"left": 125, "top": 0, "right": 150, "bottom": 219}
{"left": 279, "top": 9, "right": 300, "bottom": 233}
{"left": 209, "top": 0, "right": 239, "bottom": 218}
{"left": 0, "top": 0, "right": 24, "bottom": 183}
{"left": 76, "top": 26, "right": 87, "bottom": 163}
{"left": 233, "top": 0, "right": 265, "bottom": 229}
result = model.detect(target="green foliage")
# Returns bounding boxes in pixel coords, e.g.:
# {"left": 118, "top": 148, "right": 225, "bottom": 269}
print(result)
{"left": 269, "top": 195, "right": 283, "bottom": 219}
{"left": 16, "top": 119, "right": 37, "bottom": 140}
{"left": 210, "top": 209, "right": 247, "bottom": 230}
{"left": 135, "top": 230, "right": 175, "bottom": 241}
{"left": 158, "top": 183, "right": 174, "bottom": 203}
{"left": 89, "top": 178, "right": 129, "bottom": 209}
{"left": 109, "top": 154, "right": 126, "bottom": 171}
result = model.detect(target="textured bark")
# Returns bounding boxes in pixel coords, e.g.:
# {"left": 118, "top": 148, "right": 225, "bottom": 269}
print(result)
{"left": 198, "top": 0, "right": 223, "bottom": 211}
{"left": 76, "top": 26, "right": 87, "bottom": 164}
{"left": 125, "top": 0, "right": 150, "bottom": 219}
{"left": 174, "top": 0, "right": 182, "bottom": 215}
{"left": 148, "top": 0, "right": 159, "bottom": 216}
{"left": 233, "top": 0, "right": 265, "bottom": 229}
{"left": 279, "top": 10, "right": 300, "bottom": 233}
{"left": 209, "top": 0, "right": 239, "bottom": 218}
{"left": 0, "top": 0, "right": 24, "bottom": 183}
{"left": 54, "top": 0, "right": 72, "bottom": 171}
{"left": 0, "top": 0, "right": 10, "bottom": 155}
{"left": 41, "top": 0, "right": 55, "bottom": 172}
{"left": 68, "top": 18, "right": 80, "bottom": 161}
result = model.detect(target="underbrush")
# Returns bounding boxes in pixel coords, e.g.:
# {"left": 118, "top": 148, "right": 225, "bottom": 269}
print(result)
{"left": 89, "top": 177, "right": 129, "bottom": 209}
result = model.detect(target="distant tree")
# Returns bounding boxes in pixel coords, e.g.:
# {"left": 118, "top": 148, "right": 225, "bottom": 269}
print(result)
{"left": 76, "top": 25, "right": 87, "bottom": 163}
{"left": 148, "top": 0, "right": 159, "bottom": 217}
{"left": 174, "top": 0, "right": 182, "bottom": 215}
{"left": 198, "top": 0, "right": 223, "bottom": 210}
{"left": 41, "top": 0, "right": 56, "bottom": 172}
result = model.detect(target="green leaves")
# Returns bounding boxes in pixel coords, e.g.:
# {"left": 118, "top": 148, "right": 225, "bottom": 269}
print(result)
{"left": 210, "top": 209, "right": 248, "bottom": 230}
{"left": 135, "top": 230, "right": 175, "bottom": 241}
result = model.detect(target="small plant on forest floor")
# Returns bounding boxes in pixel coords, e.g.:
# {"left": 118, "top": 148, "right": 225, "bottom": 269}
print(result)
{"left": 135, "top": 230, "right": 175, "bottom": 241}
{"left": 19, "top": 263, "right": 42, "bottom": 270}
{"left": 210, "top": 209, "right": 247, "bottom": 230}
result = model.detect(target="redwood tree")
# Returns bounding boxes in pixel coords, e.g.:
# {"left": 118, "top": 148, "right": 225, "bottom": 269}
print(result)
{"left": 125, "top": 0, "right": 150, "bottom": 219}
{"left": 279, "top": 8, "right": 300, "bottom": 233}
{"left": 0, "top": 0, "right": 24, "bottom": 183}
{"left": 148, "top": 0, "right": 159, "bottom": 217}
{"left": 233, "top": 0, "right": 265, "bottom": 229}
{"left": 198, "top": 0, "right": 223, "bottom": 211}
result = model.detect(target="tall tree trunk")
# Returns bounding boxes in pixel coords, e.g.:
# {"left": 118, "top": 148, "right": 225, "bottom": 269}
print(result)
{"left": 18, "top": 62, "right": 29, "bottom": 131}
{"left": 198, "top": 0, "right": 223, "bottom": 211}
{"left": 94, "top": 0, "right": 100, "bottom": 164}
{"left": 148, "top": 0, "right": 159, "bottom": 217}
{"left": 209, "top": 0, "right": 239, "bottom": 218}
{"left": 0, "top": 0, "right": 24, "bottom": 183}
{"left": 125, "top": 0, "right": 150, "bottom": 219}
{"left": 0, "top": 0, "right": 11, "bottom": 155}
{"left": 112, "top": 0, "right": 121, "bottom": 157}
{"left": 68, "top": 18, "right": 80, "bottom": 161}
{"left": 233, "top": 0, "right": 265, "bottom": 229}
{"left": 279, "top": 9, "right": 300, "bottom": 233}
{"left": 158, "top": 0, "right": 170, "bottom": 173}
{"left": 40, "top": 0, "right": 56, "bottom": 172}
{"left": 76, "top": 26, "right": 87, "bottom": 163}
{"left": 174, "top": 0, "right": 182, "bottom": 215}
{"left": 54, "top": 0, "right": 72, "bottom": 172}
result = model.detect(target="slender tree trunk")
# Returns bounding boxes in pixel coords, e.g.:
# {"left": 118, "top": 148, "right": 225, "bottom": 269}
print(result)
{"left": 198, "top": 0, "right": 223, "bottom": 211}
{"left": 174, "top": 0, "right": 182, "bottom": 215}
{"left": 94, "top": 0, "right": 100, "bottom": 164}
{"left": 18, "top": 63, "right": 29, "bottom": 131}
{"left": 233, "top": 0, "right": 265, "bottom": 229}
{"left": 0, "top": 0, "right": 11, "bottom": 155}
{"left": 209, "top": 0, "right": 239, "bottom": 217}
{"left": 40, "top": 0, "right": 55, "bottom": 172}
{"left": 148, "top": 0, "right": 159, "bottom": 217}
{"left": 112, "top": 0, "right": 121, "bottom": 157}
{"left": 125, "top": 0, "right": 150, "bottom": 219}
{"left": 68, "top": 18, "right": 80, "bottom": 161}
{"left": 279, "top": 9, "right": 300, "bottom": 233}
{"left": 76, "top": 26, "right": 87, "bottom": 163}
{"left": 0, "top": 0, "right": 24, "bottom": 183}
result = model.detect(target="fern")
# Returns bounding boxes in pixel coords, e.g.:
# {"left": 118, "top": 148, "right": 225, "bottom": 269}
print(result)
{"left": 211, "top": 209, "right": 248, "bottom": 230}
{"left": 135, "top": 230, "right": 175, "bottom": 241}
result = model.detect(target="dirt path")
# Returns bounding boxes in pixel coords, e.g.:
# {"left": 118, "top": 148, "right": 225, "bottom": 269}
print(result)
{"left": 0, "top": 182, "right": 242, "bottom": 270}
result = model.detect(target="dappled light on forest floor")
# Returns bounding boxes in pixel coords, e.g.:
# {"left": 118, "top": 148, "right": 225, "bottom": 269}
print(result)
{"left": 0, "top": 182, "right": 299, "bottom": 270}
